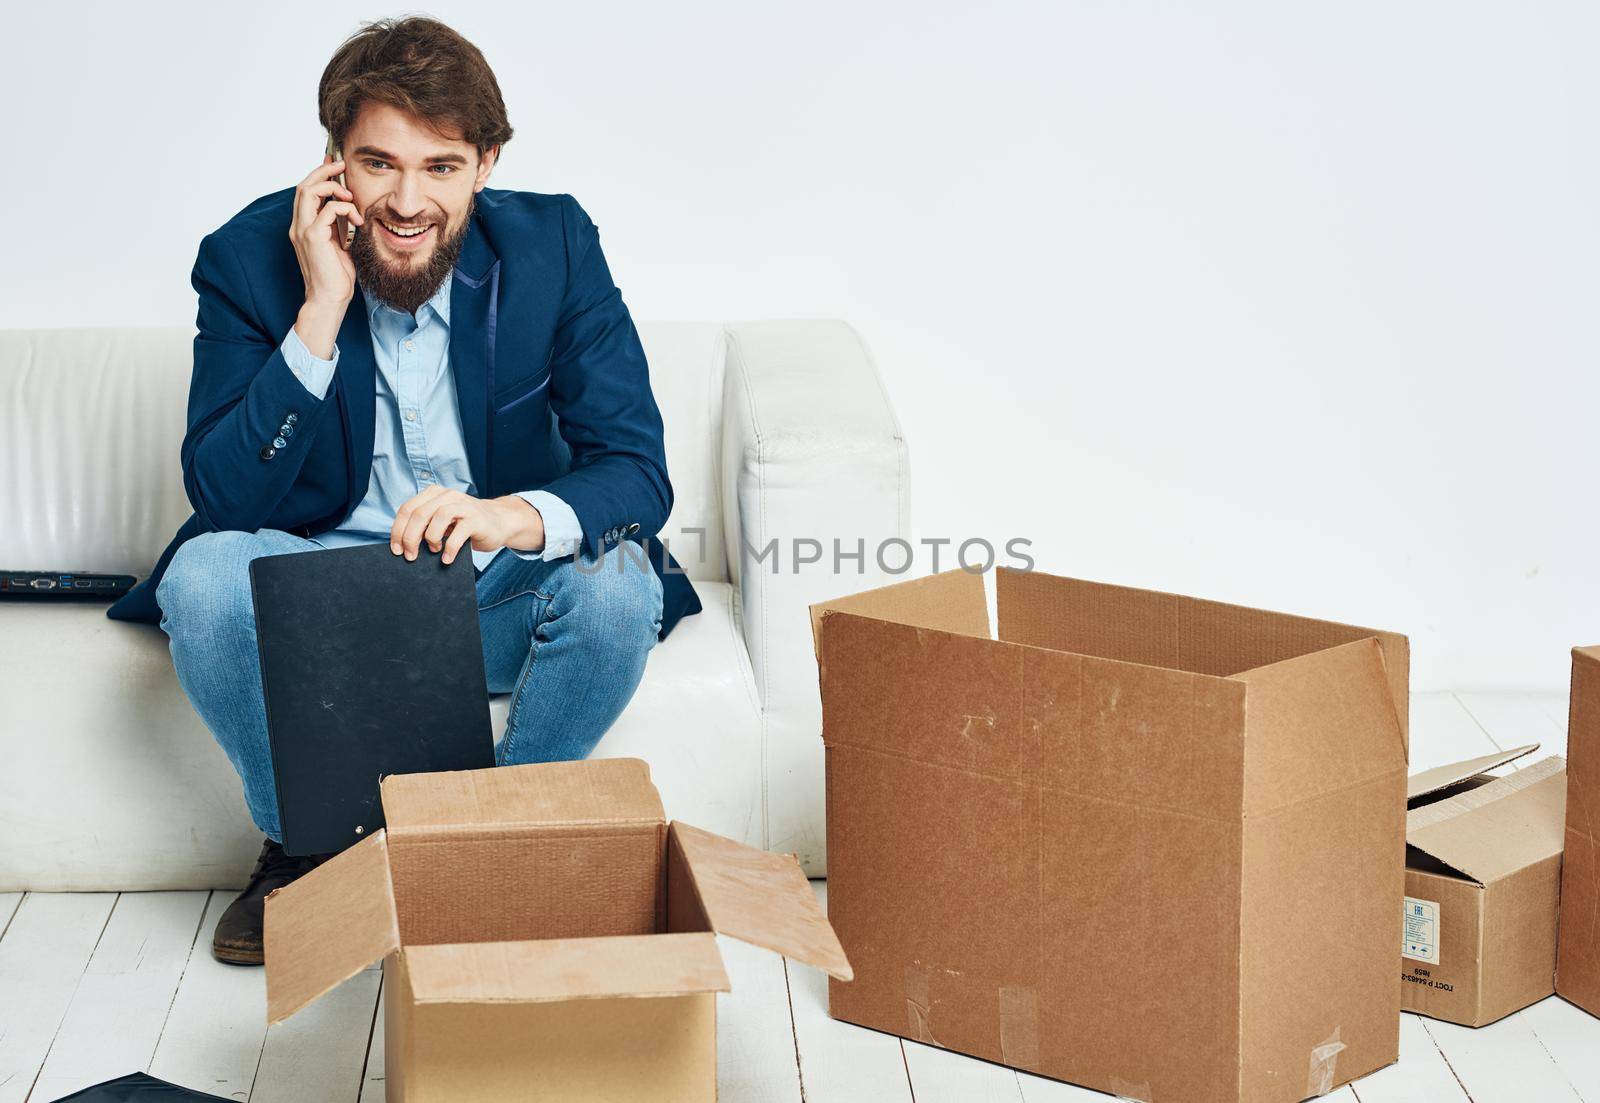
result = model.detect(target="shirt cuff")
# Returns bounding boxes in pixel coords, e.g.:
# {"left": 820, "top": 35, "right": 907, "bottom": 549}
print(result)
{"left": 512, "top": 490, "right": 583, "bottom": 562}
{"left": 281, "top": 326, "right": 339, "bottom": 400}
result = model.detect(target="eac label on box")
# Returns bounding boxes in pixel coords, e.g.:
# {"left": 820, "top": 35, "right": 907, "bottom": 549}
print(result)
{"left": 1403, "top": 897, "right": 1440, "bottom": 965}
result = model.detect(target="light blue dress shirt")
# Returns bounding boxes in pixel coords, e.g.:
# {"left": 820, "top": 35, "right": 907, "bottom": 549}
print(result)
{"left": 279, "top": 275, "right": 583, "bottom": 569}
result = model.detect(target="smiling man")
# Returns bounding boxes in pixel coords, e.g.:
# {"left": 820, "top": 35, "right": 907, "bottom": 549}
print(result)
{"left": 106, "top": 16, "right": 700, "bottom": 964}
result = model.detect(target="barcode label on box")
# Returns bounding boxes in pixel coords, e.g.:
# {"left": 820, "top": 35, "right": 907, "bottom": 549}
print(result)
{"left": 1403, "top": 897, "right": 1440, "bottom": 964}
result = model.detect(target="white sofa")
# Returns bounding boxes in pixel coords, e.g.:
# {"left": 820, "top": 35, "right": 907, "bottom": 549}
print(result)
{"left": 0, "top": 321, "right": 908, "bottom": 891}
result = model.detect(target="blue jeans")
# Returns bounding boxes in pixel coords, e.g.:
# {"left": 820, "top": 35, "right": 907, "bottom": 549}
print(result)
{"left": 156, "top": 529, "right": 663, "bottom": 841}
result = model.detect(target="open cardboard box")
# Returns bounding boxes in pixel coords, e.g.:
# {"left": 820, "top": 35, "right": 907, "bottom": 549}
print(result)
{"left": 263, "top": 758, "right": 851, "bottom": 1102}
{"left": 811, "top": 567, "right": 1409, "bottom": 1103}
{"left": 1558, "top": 645, "right": 1600, "bottom": 1015}
{"left": 1402, "top": 745, "right": 1565, "bottom": 1026}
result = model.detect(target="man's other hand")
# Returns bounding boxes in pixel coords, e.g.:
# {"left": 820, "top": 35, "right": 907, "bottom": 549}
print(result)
{"left": 390, "top": 487, "right": 546, "bottom": 565}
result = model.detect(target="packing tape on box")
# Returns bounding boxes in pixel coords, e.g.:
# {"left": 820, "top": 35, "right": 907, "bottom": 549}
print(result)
{"left": 997, "top": 985, "right": 1040, "bottom": 1069}
{"left": 905, "top": 963, "right": 939, "bottom": 1045}
{"left": 1305, "top": 1027, "right": 1346, "bottom": 1097}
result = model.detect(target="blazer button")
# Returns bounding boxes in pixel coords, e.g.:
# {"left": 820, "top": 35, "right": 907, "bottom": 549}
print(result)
{"left": 259, "top": 445, "right": 277, "bottom": 461}
{"left": 627, "top": 523, "right": 640, "bottom": 535}
{"left": 285, "top": 412, "right": 299, "bottom": 426}
{"left": 279, "top": 423, "right": 294, "bottom": 438}
{"left": 273, "top": 436, "right": 288, "bottom": 449}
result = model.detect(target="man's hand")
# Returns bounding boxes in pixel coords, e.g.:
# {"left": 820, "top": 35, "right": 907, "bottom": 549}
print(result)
{"left": 290, "top": 155, "right": 364, "bottom": 358}
{"left": 390, "top": 486, "right": 546, "bottom": 565}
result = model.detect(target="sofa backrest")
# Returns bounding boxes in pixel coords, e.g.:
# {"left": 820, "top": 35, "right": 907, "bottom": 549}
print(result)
{"left": 0, "top": 324, "right": 728, "bottom": 582}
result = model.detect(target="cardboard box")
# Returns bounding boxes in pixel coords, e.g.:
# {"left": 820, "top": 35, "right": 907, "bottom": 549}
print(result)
{"left": 1401, "top": 745, "right": 1565, "bottom": 1026}
{"left": 263, "top": 758, "right": 852, "bottom": 1102}
{"left": 810, "top": 567, "right": 1409, "bottom": 1103}
{"left": 1557, "top": 645, "right": 1600, "bottom": 1014}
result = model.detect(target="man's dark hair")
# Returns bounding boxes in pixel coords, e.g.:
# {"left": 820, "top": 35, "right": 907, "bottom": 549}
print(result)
{"left": 318, "top": 16, "right": 513, "bottom": 159}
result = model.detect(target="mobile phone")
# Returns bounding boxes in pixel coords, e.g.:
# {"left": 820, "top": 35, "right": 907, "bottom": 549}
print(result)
{"left": 324, "top": 132, "right": 355, "bottom": 250}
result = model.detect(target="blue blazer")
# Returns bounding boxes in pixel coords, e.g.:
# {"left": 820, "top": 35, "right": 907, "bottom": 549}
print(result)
{"left": 108, "top": 187, "right": 701, "bottom": 636}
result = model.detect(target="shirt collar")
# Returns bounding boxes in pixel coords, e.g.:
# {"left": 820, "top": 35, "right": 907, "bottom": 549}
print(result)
{"left": 363, "top": 272, "right": 453, "bottom": 329}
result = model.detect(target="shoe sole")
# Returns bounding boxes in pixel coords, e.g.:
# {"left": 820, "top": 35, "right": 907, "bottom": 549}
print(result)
{"left": 212, "top": 943, "right": 265, "bottom": 967}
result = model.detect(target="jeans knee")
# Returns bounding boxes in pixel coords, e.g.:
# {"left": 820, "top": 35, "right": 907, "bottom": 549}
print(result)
{"left": 561, "top": 553, "right": 663, "bottom": 639}
{"left": 157, "top": 530, "right": 255, "bottom": 630}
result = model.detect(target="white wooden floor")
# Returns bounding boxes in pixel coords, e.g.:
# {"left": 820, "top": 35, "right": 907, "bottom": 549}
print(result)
{"left": 0, "top": 692, "right": 1590, "bottom": 1103}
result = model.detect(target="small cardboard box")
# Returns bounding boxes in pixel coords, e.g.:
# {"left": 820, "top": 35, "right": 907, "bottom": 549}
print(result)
{"left": 1401, "top": 745, "right": 1565, "bottom": 1026}
{"left": 810, "top": 567, "right": 1410, "bottom": 1103}
{"left": 263, "top": 758, "right": 851, "bottom": 1102}
{"left": 1557, "top": 645, "right": 1600, "bottom": 1013}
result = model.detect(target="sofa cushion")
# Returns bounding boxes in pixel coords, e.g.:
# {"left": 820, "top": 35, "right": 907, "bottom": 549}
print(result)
{"left": 0, "top": 583, "right": 757, "bottom": 891}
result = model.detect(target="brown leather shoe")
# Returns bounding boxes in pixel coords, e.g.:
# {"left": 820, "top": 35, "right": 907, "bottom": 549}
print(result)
{"left": 212, "top": 838, "right": 332, "bottom": 965}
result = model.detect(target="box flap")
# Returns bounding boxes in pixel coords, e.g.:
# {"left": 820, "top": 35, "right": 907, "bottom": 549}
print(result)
{"left": 1408, "top": 744, "right": 1540, "bottom": 803}
{"left": 380, "top": 757, "right": 664, "bottom": 832}
{"left": 810, "top": 569, "right": 990, "bottom": 661}
{"left": 403, "top": 932, "right": 731, "bottom": 1004}
{"left": 1233, "top": 637, "right": 1406, "bottom": 816}
{"left": 264, "top": 830, "right": 400, "bottom": 1024}
{"left": 1407, "top": 756, "right": 1567, "bottom": 884}
{"left": 667, "top": 821, "right": 853, "bottom": 980}
{"left": 993, "top": 567, "right": 1411, "bottom": 748}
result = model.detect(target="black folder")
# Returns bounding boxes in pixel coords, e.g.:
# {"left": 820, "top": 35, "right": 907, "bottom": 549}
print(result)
{"left": 249, "top": 542, "right": 494, "bottom": 855}
{"left": 44, "top": 1072, "right": 231, "bottom": 1101}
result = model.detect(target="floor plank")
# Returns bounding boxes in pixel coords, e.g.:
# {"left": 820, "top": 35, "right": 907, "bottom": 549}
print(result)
{"left": 248, "top": 965, "right": 380, "bottom": 1103}
{"left": 790, "top": 883, "right": 912, "bottom": 1102}
{"left": 0, "top": 893, "right": 116, "bottom": 1103}
{"left": 1346, "top": 1013, "right": 1469, "bottom": 1102}
{"left": 1422, "top": 1012, "right": 1582, "bottom": 1102}
{"left": 1520, "top": 996, "right": 1600, "bottom": 1102}
{"left": 1410, "top": 692, "right": 1497, "bottom": 769}
{"left": 1542, "top": 694, "right": 1574, "bottom": 733}
{"left": 1457, "top": 692, "right": 1568, "bottom": 757}
{"left": 0, "top": 894, "right": 21, "bottom": 936}
{"left": 147, "top": 892, "right": 266, "bottom": 1101}
{"left": 716, "top": 934, "right": 803, "bottom": 1103}
{"left": 356, "top": 982, "right": 384, "bottom": 1103}
{"left": 29, "top": 891, "right": 209, "bottom": 1102}
{"left": 902, "top": 1040, "right": 1024, "bottom": 1102}
{"left": 28, "top": 894, "right": 204, "bottom": 1089}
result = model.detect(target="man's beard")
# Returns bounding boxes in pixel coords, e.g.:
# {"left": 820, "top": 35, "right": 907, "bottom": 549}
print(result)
{"left": 350, "top": 194, "right": 474, "bottom": 316}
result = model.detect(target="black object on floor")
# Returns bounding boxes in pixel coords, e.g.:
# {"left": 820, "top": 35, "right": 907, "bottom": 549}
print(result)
{"left": 250, "top": 542, "right": 494, "bottom": 856}
{"left": 43, "top": 1071, "right": 232, "bottom": 1101}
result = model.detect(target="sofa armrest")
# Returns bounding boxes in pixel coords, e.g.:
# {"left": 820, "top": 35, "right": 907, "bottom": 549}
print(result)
{"left": 719, "top": 319, "right": 909, "bottom": 865}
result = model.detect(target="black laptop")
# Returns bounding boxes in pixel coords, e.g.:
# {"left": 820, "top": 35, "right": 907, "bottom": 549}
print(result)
{"left": 249, "top": 543, "right": 494, "bottom": 855}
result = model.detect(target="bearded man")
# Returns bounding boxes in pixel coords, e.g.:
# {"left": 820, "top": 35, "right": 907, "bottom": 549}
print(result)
{"left": 106, "top": 15, "right": 699, "bottom": 964}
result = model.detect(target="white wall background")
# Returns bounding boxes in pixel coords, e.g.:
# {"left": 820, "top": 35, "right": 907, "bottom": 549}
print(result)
{"left": 3, "top": 1, "right": 1595, "bottom": 690}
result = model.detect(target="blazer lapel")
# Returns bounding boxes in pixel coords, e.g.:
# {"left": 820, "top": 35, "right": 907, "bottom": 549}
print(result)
{"left": 449, "top": 213, "right": 502, "bottom": 495}
{"left": 334, "top": 285, "right": 377, "bottom": 520}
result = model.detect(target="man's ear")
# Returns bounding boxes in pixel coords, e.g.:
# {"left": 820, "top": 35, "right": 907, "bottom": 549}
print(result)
{"left": 474, "top": 145, "right": 498, "bottom": 191}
